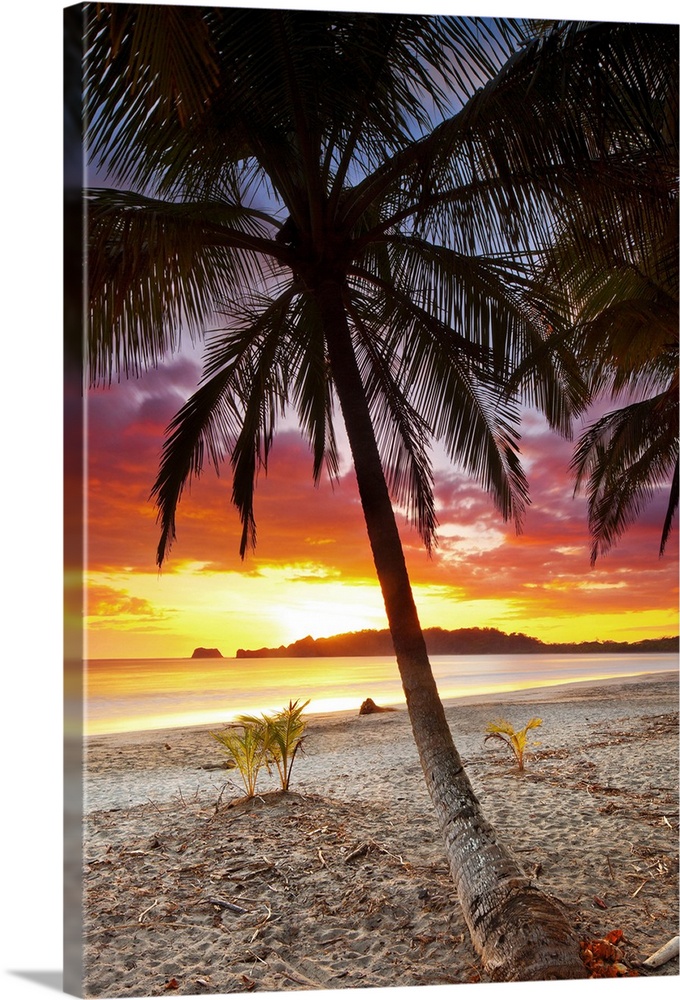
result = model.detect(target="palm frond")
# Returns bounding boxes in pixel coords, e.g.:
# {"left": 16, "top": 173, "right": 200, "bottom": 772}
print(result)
{"left": 152, "top": 289, "right": 297, "bottom": 564}
{"left": 342, "top": 20, "right": 676, "bottom": 265}
{"left": 572, "top": 393, "right": 679, "bottom": 563}
{"left": 660, "top": 460, "right": 679, "bottom": 557}
{"left": 85, "top": 3, "right": 221, "bottom": 153}
{"left": 285, "top": 295, "right": 340, "bottom": 484}
{"left": 87, "top": 189, "right": 282, "bottom": 382}
{"left": 350, "top": 241, "right": 561, "bottom": 526}
{"left": 543, "top": 192, "right": 678, "bottom": 399}
{"left": 346, "top": 298, "right": 437, "bottom": 550}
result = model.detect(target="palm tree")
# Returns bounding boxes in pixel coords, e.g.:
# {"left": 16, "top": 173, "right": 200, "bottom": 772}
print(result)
{"left": 528, "top": 20, "right": 679, "bottom": 563}
{"left": 84, "top": 6, "right": 673, "bottom": 979}
{"left": 565, "top": 151, "right": 677, "bottom": 564}
{"left": 566, "top": 211, "right": 678, "bottom": 563}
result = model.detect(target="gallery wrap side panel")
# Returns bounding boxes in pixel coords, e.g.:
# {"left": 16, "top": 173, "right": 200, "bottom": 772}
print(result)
{"left": 64, "top": 4, "right": 87, "bottom": 996}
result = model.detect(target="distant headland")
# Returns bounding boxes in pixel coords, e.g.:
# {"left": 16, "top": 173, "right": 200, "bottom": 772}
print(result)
{"left": 236, "top": 627, "right": 679, "bottom": 659}
{"left": 191, "top": 647, "right": 223, "bottom": 659}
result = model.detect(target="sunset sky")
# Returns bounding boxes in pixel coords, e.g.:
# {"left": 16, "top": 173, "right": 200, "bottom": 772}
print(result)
{"left": 81, "top": 342, "right": 678, "bottom": 660}
{"left": 71, "top": 1, "right": 679, "bottom": 663}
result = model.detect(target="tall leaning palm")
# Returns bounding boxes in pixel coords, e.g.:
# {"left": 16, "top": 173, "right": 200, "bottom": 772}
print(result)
{"left": 84, "top": 6, "right": 671, "bottom": 980}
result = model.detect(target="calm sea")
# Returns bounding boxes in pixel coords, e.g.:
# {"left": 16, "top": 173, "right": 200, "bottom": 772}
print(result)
{"left": 84, "top": 652, "right": 678, "bottom": 736}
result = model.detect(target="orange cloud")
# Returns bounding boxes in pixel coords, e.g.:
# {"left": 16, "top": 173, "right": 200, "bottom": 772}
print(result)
{"left": 87, "top": 584, "right": 169, "bottom": 620}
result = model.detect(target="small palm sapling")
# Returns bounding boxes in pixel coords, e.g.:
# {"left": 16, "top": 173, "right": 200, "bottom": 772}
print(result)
{"left": 212, "top": 699, "right": 309, "bottom": 796}
{"left": 484, "top": 717, "right": 542, "bottom": 771}
{"left": 211, "top": 720, "right": 268, "bottom": 796}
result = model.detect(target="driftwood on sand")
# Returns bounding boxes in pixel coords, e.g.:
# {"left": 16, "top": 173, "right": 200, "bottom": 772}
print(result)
{"left": 643, "top": 935, "right": 680, "bottom": 968}
{"left": 359, "top": 697, "right": 397, "bottom": 715}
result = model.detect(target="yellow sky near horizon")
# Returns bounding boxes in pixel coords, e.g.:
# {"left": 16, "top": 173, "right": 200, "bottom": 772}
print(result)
{"left": 83, "top": 562, "right": 679, "bottom": 660}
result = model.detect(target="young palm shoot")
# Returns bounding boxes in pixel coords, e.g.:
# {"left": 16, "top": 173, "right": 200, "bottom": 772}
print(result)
{"left": 211, "top": 721, "right": 267, "bottom": 797}
{"left": 484, "top": 717, "right": 543, "bottom": 772}
{"left": 239, "top": 700, "right": 309, "bottom": 791}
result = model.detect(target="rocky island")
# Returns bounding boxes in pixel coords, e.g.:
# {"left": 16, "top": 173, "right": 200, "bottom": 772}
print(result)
{"left": 191, "top": 647, "right": 223, "bottom": 659}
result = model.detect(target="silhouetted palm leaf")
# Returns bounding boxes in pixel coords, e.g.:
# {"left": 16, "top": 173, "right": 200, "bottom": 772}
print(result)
{"left": 572, "top": 391, "right": 679, "bottom": 562}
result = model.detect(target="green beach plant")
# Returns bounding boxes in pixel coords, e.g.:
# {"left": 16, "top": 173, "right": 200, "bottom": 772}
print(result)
{"left": 211, "top": 719, "right": 267, "bottom": 797}
{"left": 484, "top": 717, "right": 543, "bottom": 772}
{"left": 239, "top": 699, "right": 310, "bottom": 791}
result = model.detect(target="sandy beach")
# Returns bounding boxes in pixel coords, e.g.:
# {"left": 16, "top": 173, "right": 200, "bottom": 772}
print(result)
{"left": 81, "top": 672, "right": 679, "bottom": 997}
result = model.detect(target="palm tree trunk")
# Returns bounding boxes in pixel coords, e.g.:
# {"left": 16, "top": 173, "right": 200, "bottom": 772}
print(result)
{"left": 316, "top": 278, "right": 587, "bottom": 982}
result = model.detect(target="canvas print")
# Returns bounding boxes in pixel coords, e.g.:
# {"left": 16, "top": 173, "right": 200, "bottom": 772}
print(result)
{"left": 64, "top": 3, "right": 679, "bottom": 997}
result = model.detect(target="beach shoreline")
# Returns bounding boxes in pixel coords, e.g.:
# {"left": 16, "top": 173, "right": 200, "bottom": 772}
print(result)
{"left": 86, "top": 667, "right": 677, "bottom": 743}
{"left": 82, "top": 672, "right": 678, "bottom": 996}
{"left": 83, "top": 653, "right": 678, "bottom": 739}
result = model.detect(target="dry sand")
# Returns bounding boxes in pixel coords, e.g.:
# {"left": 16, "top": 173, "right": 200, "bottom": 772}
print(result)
{"left": 81, "top": 672, "right": 678, "bottom": 997}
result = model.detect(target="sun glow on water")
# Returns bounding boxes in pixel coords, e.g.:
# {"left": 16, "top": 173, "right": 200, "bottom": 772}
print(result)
{"left": 83, "top": 652, "right": 678, "bottom": 736}
{"left": 86, "top": 695, "right": 378, "bottom": 737}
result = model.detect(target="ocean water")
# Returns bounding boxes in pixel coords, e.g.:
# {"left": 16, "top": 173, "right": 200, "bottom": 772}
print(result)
{"left": 84, "top": 652, "right": 678, "bottom": 736}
